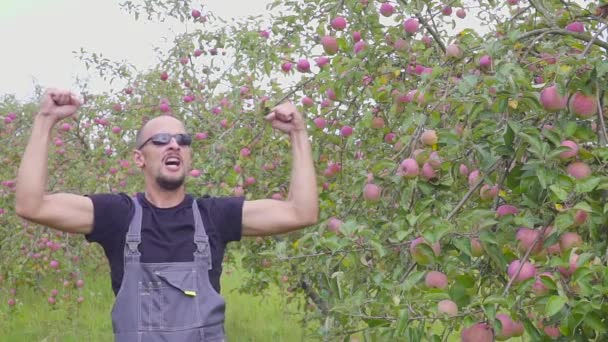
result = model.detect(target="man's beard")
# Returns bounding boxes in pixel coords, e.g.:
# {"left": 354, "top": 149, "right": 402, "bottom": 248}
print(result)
{"left": 156, "top": 174, "right": 185, "bottom": 190}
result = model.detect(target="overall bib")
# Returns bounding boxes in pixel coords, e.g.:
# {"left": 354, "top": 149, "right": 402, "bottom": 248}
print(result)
{"left": 111, "top": 196, "right": 226, "bottom": 342}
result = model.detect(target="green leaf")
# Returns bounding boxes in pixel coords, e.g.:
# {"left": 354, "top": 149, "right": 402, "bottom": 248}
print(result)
{"left": 545, "top": 295, "right": 568, "bottom": 317}
{"left": 575, "top": 177, "right": 601, "bottom": 193}
{"left": 584, "top": 312, "right": 607, "bottom": 333}
{"left": 364, "top": 317, "right": 391, "bottom": 328}
{"left": 536, "top": 167, "right": 548, "bottom": 189}
{"left": 456, "top": 274, "right": 476, "bottom": 288}
{"left": 483, "top": 295, "right": 507, "bottom": 306}
{"left": 549, "top": 185, "right": 569, "bottom": 201}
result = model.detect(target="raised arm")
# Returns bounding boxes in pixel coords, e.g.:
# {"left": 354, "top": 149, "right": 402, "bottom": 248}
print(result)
{"left": 15, "top": 89, "right": 94, "bottom": 234}
{"left": 242, "top": 101, "right": 319, "bottom": 236}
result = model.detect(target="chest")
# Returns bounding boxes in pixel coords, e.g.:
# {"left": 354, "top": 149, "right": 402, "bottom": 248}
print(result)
{"left": 136, "top": 209, "right": 215, "bottom": 263}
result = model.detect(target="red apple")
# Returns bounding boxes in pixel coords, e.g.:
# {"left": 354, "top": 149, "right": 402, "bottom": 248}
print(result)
{"left": 354, "top": 41, "right": 367, "bottom": 54}
{"left": 456, "top": 8, "right": 466, "bottom": 18}
{"left": 437, "top": 299, "right": 458, "bottom": 316}
{"left": 446, "top": 43, "right": 462, "bottom": 58}
{"left": 532, "top": 272, "right": 553, "bottom": 296}
{"left": 330, "top": 16, "right": 347, "bottom": 30}
{"left": 340, "top": 125, "right": 353, "bottom": 137}
{"left": 327, "top": 217, "right": 343, "bottom": 233}
{"left": 461, "top": 322, "right": 494, "bottom": 342}
{"left": 507, "top": 260, "right": 536, "bottom": 282}
{"left": 363, "top": 183, "right": 381, "bottom": 202}
{"left": 409, "top": 237, "right": 441, "bottom": 265}
{"left": 495, "top": 313, "right": 524, "bottom": 340}
{"left": 569, "top": 92, "right": 597, "bottom": 118}
{"left": 321, "top": 36, "right": 339, "bottom": 55}
{"left": 516, "top": 228, "right": 543, "bottom": 255}
{"left": 558, "top": 252, "right": 579, "bottom": 277}
{"left": 403, "top": 18, "right": 419, "bottom": 34}
{"left": 496, "top": 204, "right": 519, "bottom": 217}
{"left": 420, "top": 130, "right": 437, "bottom": 146}
{"left": 400, "top": 158, "right": 420, "bottom": 178}
{"left": 479, "top": 55, "right": 492, "bottom": 69}
{"left": 573, "top": 209, "right": 587, "bottom": 226}
{"left": 281, "top": 62, "right": 292, "bottom": 72}
{"left": 471, "top": 238, "right": 484, "bottom": 257}
{"left": 314, "top": 117, "right": 327, "bottom": 129}
{"left": 302, "top": 96, "right": 314, "bottom": 107}
{"left": 559, "top": 232, "right": 582, "bottom": 251}
{"left": 567, "top": 161, "right": 591, "bottom": 179}
{"left": 297, "top": 59, "right": 311, "bottom": 73}
{"left": 379, "top": 3, "right": 395, "bottom": 16}
{"left": 558, "top": 140, "right": 578, "bottom": 159}
{"left": 425, "top": 271, "right": 448, "bottom": 289}
{"left": 565, "top": 21, "right": 584, "bottom": 33}
{"left": 371, "top": 117, "right": 385, "bottom": 129}
{"left": 479, "top": 184, "right": 499, "bottom": 200}
{"left": 540, "top": 85, "right": 567, "bottom": 112}
{"left": 468, "top": 169, "right": 481, "bottom": 187}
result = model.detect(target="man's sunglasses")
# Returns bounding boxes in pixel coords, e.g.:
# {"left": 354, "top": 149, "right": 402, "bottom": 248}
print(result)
{"left": 138, "top": 133, "right": 192, "bottom": 150}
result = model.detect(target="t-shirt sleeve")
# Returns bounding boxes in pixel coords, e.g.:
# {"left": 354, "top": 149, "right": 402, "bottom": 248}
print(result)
{"left": 84, "top": 193, "right": 133, "bottom": 245}
{"left": 204, "top": 196, "right": 245, "bottom": 244}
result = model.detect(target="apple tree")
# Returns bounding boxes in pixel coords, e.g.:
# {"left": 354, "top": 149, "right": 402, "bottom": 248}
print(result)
{"left": 1, "top": 0, "right": 608, "bottom": 340}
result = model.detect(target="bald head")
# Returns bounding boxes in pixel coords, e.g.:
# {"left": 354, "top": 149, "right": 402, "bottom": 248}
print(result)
{"left": 135, "top": 115, "right": 187, "bottom": 149}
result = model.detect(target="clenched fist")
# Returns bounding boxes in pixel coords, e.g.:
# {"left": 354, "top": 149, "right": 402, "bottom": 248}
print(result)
{"left": 38, "top": 88, "right": 82, "bottom": 123}
{"left": 264, "top": 101, "right": 306, "bottom": 134}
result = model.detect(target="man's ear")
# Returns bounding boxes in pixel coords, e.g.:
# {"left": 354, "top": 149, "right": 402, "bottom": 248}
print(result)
{"left": 133, "top": 149, "right": 145, "bottom": 168}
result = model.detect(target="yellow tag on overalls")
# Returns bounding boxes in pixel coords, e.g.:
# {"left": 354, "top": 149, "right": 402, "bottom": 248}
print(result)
{"left": 184, "top": 291, "right": 196, "bottom": 297}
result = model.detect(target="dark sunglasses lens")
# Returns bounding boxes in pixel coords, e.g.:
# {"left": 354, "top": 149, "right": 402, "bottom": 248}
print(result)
{"left": 151, "top": 133, "right": 171, "bottom": 145}
{"left": 177, "top": 134, "right": 192, "bottom": 146}
{"left": 149, "top": 133, "right": 191, "bottom": 146}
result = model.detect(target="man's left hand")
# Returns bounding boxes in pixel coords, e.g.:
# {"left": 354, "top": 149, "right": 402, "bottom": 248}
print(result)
{"left": 265, "top": 101, "right": 306, "bottom": 134}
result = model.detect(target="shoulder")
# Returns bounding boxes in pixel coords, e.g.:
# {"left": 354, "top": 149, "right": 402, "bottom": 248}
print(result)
{"left": 84, "top": 192, "right": 135, "bottom": 243}
{"left": 86, "top": 192, "right": 136, "bottom": 223}
{"left": 196, "top": 194, "right": 245, "bottom": 211}
{"left": 194, "top": 194, "right": 245, "bottom": 243}
{"left": 87, "top": 192, "right": 135, "bottom": 206}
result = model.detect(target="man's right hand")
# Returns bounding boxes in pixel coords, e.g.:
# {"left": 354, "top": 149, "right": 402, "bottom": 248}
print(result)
{"left": 38, "top": 88, "right": 82, "bottom": 122}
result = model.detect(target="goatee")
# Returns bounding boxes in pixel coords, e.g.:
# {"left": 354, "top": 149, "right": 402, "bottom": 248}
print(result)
{"left": 156, "top": 175, "right": 185, "bottom": 191}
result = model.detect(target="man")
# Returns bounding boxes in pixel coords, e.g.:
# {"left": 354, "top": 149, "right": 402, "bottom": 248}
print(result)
{"left": 15, "top": 88, "right": 319, "bottom": 341}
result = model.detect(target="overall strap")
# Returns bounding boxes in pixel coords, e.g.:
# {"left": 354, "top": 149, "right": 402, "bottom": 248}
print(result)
{"left": 124, "top": 195, "right": 143, "bottom": 263}
{"left": 192, "top": 199, "right": 212, "bottom": 269}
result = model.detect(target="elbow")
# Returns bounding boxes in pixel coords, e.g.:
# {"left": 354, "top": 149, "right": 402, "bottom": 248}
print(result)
{"left": 15, "top": 203, "right": 31, "bottom": 219}
{"left": 300, "top": 207, "right": 320, "bottom": 227}
{"left": 15, "top": 199, "right": 38, "bottom": 220}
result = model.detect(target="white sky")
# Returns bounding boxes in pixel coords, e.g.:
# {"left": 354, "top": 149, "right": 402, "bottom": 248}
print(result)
{"left": 0, "top": 0, "right": 272, "bottom": 101}
{"left": 0, "top": 0, "right": 497, "bottom": 102}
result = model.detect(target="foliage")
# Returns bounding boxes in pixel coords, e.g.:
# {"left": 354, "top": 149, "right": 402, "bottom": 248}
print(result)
{"left": 1, "top": 0, "right": 608, "bottom": 340}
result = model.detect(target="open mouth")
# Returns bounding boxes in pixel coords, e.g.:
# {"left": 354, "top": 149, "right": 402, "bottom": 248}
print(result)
{"left": 164, "top": 156, "right": 182, "bottom": 171}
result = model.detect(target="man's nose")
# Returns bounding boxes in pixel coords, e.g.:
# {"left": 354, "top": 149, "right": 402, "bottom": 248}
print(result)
{"left": 167, "top": 137, "right": 181, "bottom": 149}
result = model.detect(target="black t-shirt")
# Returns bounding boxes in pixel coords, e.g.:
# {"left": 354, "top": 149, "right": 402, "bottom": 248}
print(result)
{"left": 84, "top": 192, "right": 244, "bottom": 296}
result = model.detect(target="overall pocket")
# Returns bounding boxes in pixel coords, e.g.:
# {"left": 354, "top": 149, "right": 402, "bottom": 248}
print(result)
{"left": 138, "top": 280, "right": 163, "bottom": 330}
{"left": 156, "top": 269, "right": 202, "bottom": 330}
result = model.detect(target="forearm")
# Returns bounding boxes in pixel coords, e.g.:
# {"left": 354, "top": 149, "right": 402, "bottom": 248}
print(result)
{"left": 15, "top": 115, "right": 55, "bottom": 216}
{"left": 286, "top": 129, "right": 319, "bottom": 224}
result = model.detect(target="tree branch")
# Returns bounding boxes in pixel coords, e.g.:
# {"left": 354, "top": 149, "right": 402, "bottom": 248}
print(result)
{"left": 518, "top": 28, "right": 608, "bottom": 52}
{"left": 596, "top": 86, "right": 607, "bottom": 146}
{"left": 300, "top": 279, "right": 329, "bottom": 315}
{"left": 502, "top": 217, "right": 554, "bottom": 296}
{"left": 395, "top": 0, "right": 445, "bottom": 53}
{"left": 579, "top": 24, "right": 608, "bottom": 57}
{"left": 446, "top": 160, "right": 501, "bottom": 221}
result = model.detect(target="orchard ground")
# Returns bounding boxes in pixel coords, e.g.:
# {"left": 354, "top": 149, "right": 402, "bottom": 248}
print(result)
{"left": 0, "top": 249, "right": 318, "bottom": 341}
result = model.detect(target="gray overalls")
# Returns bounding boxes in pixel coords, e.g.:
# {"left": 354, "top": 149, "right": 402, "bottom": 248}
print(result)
{"left": 110, "top": 196, "right": 226, "bottom": 341}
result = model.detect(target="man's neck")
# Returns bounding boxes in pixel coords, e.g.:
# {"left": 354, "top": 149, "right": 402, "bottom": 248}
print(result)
{"left": 143, "top": 187, "right": 186, "bottom": 208}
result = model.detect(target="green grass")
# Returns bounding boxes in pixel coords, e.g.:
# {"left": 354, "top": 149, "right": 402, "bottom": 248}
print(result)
{"left": 0, "top": 259, "right": 316, "bottom": 342}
